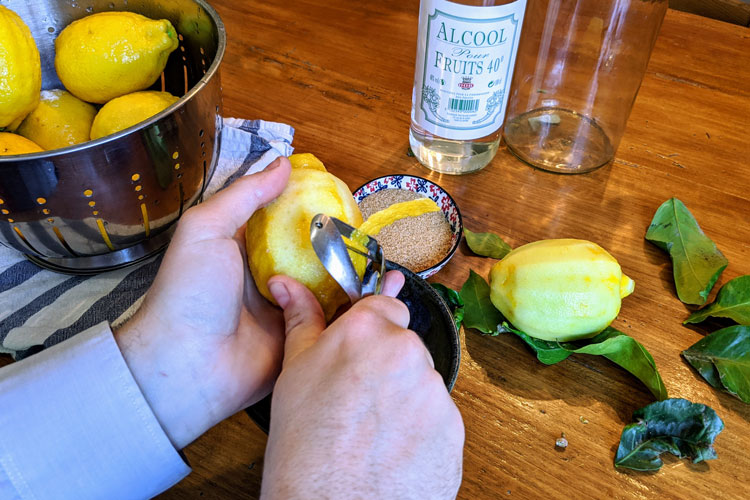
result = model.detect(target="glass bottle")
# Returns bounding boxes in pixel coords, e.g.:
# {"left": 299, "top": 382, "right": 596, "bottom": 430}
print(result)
{"left": 409, "top": 0, "right": 528, "bottom": 174}
{"left": 503, "top": 0, "right": 668, "bottom": 174}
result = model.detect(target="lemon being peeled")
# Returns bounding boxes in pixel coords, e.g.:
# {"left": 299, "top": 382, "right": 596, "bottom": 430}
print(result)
{"left": 246, "top": 154, "right": 440, "bottom": 320}
{"left": 489, "top": 239, "right": 634, "bottom": 341}
{"left": 55, "top": 12, "right": 178, "bottom": 104}
{"left": 0, "top": 132, "right": 43, "bottom": 155}
{"left": 17, "top": 90, "right": 97, "bottom": 149}
{"left": 90, "top": 91, "right": 179, "bottom": 140}
{"left": 0, "top": 6, "right": 41, "bottom": 131}
{"left": 246, "top": 158, "right": 363, "bottom": 320}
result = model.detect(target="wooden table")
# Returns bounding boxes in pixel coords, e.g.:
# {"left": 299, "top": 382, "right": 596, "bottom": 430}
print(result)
{"left": 158, "top": 2, "right": 750, "bottom": 498}
{"left": 2, "top": 2, "right": 749, "bottom": 498}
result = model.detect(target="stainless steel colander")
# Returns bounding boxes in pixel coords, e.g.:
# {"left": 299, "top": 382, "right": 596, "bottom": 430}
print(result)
{"left": 0, "top": 0, "right": 225, "bottom": 273}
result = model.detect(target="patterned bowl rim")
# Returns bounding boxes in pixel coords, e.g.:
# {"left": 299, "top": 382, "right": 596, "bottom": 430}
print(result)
{"left": 352, "top": 174, "right": 463, "bottom": 277}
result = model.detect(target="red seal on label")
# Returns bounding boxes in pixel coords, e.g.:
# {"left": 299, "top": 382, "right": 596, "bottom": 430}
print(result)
{"left": 458, "top": 77, "right": 474, "bottom": 90}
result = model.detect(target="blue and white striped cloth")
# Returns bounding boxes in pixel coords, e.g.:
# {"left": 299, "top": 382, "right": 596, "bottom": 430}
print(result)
{"left": 0, "top": 118, "right": 294, "bottom": 360}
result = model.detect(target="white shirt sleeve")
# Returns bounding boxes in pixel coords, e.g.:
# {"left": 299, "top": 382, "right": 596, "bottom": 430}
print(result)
{"left": 0, "top": 322, "right": 191, "bottom": 500}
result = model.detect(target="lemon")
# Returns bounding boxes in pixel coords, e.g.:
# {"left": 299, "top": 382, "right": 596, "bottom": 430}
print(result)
{"left": 489, "top": 239, "right": 635, "bottom": 341}
{"left": 246, "top": 154, "right": 446, "bottom": 319}
{"left": 55, "top": 12, "right": 179, "bottom": 104}
{"left": 16, "top": 90, "right": 97, "bottom": 150}
{"left": 289, "top": 153, "right": 328, "bottom": 172}
{"left": 0, "top": 132, "right": 43, "bottom": 155}
{"left": 0, "top": 6, "right": 42, "bottom": 131}
{"left": 90, "top": 91, "right": 179, "bottom": 140}
{"left": 246, "top": 165, "right": 363, "bottom": 320}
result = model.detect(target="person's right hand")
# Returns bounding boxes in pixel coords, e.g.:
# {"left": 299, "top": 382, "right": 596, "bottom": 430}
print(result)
{"left": 261, "top": 274, "right": 465, "bottom": 499}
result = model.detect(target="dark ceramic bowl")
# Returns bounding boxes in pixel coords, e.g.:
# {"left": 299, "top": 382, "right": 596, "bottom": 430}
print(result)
{"left": 352, "top": 175, "right": 462, "bottom": 279}
{"left": 245, "top": 261, "right": 461, "bottom": 433}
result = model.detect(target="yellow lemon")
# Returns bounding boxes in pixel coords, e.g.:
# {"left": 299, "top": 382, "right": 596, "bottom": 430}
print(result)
{"left": 0, "top": 132, "right": 43, "bottom": 155}
{"left": 16, "top": 90, "right": 97, "bottom": 150}
{"left": 246, "top": 154, "right": 444, "bottom": 319}
{"left": 90, "top": 91, "right": 179, "bottom": 140}
{"left": 489, "top": 239, "right": 635, "bottom": 341}
{"left": 289, "top": 153, "right": 328, "bottom": 171}
{"left": 246, "top": 166, "right": 363, "bottom": 320}
{"left": 0, "top": 6, "right": 42, "bottom": 131}
{"left": 55, "top": 12, "right": 179, "bottom": 104}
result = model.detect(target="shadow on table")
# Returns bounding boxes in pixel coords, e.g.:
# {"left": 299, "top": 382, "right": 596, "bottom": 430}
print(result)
{"left": 463, "top": 326, "right": 656, "bottom": 424}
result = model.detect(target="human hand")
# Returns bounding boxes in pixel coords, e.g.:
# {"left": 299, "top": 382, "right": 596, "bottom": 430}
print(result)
{"left": 115, "top": 157, "right": 291, "bottom": 450}
{"left": 261, "top": 273, "right": 465, "bottom": 499}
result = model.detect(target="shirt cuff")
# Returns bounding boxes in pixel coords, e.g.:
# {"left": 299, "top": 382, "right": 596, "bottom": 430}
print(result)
{"left": 0, "top": 322, "right": 191, "bottom": 500}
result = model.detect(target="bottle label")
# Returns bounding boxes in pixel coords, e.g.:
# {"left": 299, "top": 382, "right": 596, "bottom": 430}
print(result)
{"left": 411, "top": 0, "right": 526, "bottom": 140}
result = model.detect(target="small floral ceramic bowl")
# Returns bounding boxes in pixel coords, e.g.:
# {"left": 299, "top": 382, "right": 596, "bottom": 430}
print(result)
{"left": 352, "top": 175, "right": 463, "bottom": 279}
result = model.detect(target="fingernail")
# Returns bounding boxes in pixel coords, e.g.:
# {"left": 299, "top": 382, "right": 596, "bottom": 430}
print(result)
{"left": 268, "top": 280, "right": 290, "bottom": 308}
{"left": 266, "top": 157, "right": 282, "bottom": 171}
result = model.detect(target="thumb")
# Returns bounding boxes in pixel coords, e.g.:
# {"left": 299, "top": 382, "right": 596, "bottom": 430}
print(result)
{"left": 182, "top": 156, "right": 291, "bottom": 240}
{"left": 268, "top": 275, "right": 326, "bottom": 368}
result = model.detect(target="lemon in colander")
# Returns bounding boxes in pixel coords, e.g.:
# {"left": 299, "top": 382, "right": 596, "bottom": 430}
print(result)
{"left": 55, "top": 11, "right": 179, "bottom": 104}
{"left": 17, "top": 90, "right": 97, "bottom": 149}
{"left": 90, "top": 91, "right": 179, "bottom": 140}
{"left": 0, "top": 5, "right": 42, "bottom": 131}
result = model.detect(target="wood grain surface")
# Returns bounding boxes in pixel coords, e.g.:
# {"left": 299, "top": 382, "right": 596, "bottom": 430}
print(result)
{"left": 2, "top": 2, "right": 749, "bottom": 499}
{"left": 159, "top": 2, "right": 750, "bottom": 498}
{"left": 670, "top": 0, "right": 750, "bottom": 26}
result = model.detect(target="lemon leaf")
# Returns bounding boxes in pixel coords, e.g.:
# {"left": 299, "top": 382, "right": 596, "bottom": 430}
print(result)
{"left": 561, "top": 327, "right": 668, "bottom": 401}
{"left": 685, "top": 275, "right": 750, "bottom": 326}
{"left": 615, "top": 399, "right": 724, "bottom": 471}
{"left": 464, "top": 229, "right": 512, "bottom": 259}
{"left": 431, "top": 283, "right": 464, "bottom": 330}
{"left": 682, "top": 325, "right": 750, "bottom": 403}
{"left": 646, "top": 198, "right": 727, "bottom": 305}
{"left": 498, "top": 322, "right": 572, "bottom": 365}
{"left": 459, "top": 270, "right": 504, "bottom": 334}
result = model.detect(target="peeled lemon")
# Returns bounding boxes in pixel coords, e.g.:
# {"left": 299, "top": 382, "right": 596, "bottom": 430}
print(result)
{"left": 17, "top": 90, "right": 97, "bottom": 150}
{"left": 90, "top": 91, "right": 179, "bottom": 140}
{"left": 0, "top": 6, "right": 41, "bottom": 131}
{"left": 489, "top": 239, "right": 634, "bottom": 341}
{"left": 0, "top": 132, "right": 43, "bottom": 155}
{"left": 246, "top": 161, "right": 363, "bottom": 319}
{"left": 55, "top": 12, "right": 178, "bottom": 104}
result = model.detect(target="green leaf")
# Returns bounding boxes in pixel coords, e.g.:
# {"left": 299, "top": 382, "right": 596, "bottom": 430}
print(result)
{"left": 431, "top": 283, "right": 465, "bottom": 330}
{"left": 682, "top": 325, "right": 750, "bottom": 403}
{"left": 645, "top": 198, "right": 728, "bottom": 305}
{"left": 614, "top": 398, "right": 724, "bottom": 471}
{"left": 497, "top": 323, "right": 666, "bottom": 397}
{"left": 464, "top": 229, "right": 512, "bottom": 259}
{"left": 498, "top": 322, "right": 572, "bottom": 365}
{"left": 459, "top": 270, "right": 504, "bottom": 335}
{"left": 685, "top": 275, "right": 750, "bottom": 325}
{"left": 561, "top": 327, "right": 668, "bottom": 400}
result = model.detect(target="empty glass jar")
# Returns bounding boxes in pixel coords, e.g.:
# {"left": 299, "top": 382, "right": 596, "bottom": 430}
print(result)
{"left": 503, "top": 0, "right": 668, "bottom": 173}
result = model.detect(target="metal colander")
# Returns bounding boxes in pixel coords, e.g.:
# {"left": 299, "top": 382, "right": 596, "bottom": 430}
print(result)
{"left": 0, "top": 0, "right": 225, "bottom": 273}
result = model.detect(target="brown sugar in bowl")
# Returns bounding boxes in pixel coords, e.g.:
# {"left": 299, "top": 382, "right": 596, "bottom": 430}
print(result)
{"left": 353, "top": 175, "right": 462, "bottom": 279}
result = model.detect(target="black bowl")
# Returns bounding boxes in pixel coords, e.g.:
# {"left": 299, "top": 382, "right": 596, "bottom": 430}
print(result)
{"left": 245, "top": 261, "right": 461, "bottom": 433}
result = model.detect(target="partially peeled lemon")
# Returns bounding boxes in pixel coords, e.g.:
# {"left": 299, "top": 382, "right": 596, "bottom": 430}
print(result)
{"left": 246, "top": 154, "right": 439, "bottom": 319}
{"left": 489, "top": 239, "right": 634, "bottom": 341}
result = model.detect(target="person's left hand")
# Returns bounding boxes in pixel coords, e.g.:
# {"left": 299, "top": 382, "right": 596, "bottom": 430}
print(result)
{"left": 115, "top": 157, "right": 291, "bottom": 449}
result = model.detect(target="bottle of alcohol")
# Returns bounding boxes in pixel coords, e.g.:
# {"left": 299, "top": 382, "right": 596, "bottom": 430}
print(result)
{"left": 409, "top": 0, "right": 527, "bottom": 174}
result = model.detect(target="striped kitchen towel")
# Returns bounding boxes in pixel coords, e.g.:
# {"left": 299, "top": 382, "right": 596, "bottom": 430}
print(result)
{"left": 0, "top": 118, "right": 294, "bottom": 360}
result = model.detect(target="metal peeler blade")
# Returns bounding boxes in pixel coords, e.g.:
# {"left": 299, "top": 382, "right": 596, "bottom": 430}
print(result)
{"left": 310, "top": 214, "right": 385, "bottom": 304}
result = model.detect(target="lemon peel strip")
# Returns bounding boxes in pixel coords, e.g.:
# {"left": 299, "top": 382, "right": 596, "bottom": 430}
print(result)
{"left": 358, "top": 198, "right": 440, "bottom": 236}
{"left": 349, "top": 197, "right": 441, "bottom": 275}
